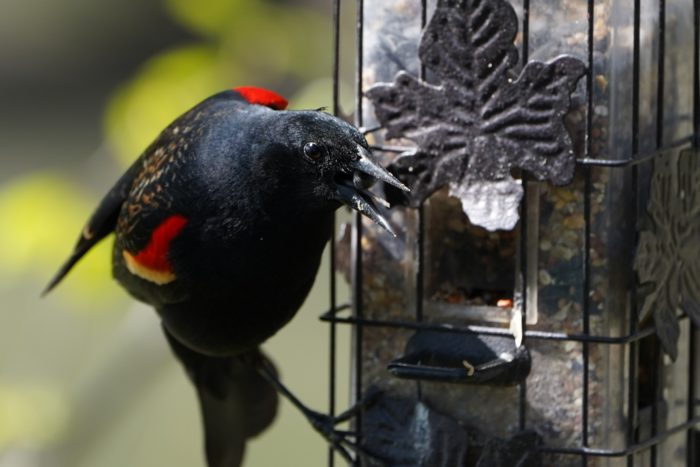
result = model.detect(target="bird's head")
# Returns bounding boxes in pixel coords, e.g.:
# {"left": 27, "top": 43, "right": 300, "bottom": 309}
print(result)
{"left": 264, "top": 110, "right": 409, "bottom": 235}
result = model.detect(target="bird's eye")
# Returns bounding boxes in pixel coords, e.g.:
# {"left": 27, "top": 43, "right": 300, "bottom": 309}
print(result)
{"left": 303, "top": 142, "right": 323, "bottom": 161}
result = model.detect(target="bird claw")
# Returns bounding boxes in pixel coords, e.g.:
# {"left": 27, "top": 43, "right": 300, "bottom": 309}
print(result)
{"left": 304, "top": 390, "right": 387, "bottom": 466}
{"left": 258, "top": 361, "right": 386, "bottom": 465}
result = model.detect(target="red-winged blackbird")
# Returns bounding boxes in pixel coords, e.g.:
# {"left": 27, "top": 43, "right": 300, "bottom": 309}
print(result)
{"left": 45, "top": 87, "right": 407, "bottom": 467}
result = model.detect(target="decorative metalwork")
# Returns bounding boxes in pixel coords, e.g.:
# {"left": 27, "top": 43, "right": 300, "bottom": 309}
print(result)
{"left": 635, "top": 148, "right": 700, "bottom": 360}
{"left": 324, "top": 0, "right": 700, "bottom": 464}
{"left": 387, "top": 330, "right": 531, "bottom": 385}
{"left": 362, "top": 392, "right": 542, "bottom": 466}
{"left": 366, "top": 0, "right": 585, "bottom": 231}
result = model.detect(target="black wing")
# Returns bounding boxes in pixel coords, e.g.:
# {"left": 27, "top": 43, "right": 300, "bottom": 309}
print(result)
{"left": 44, "top": 90, "right": 253, "bottom": 295}
{"left": 43, "top": 160, "right": 140, "bottom": 295}
{"left": 164, "top": 329, "right": 279, "bottom": 467}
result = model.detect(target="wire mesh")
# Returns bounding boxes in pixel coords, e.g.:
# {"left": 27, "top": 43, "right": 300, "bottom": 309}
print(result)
{"left": 325, "top": 0, "right": 700, "bottom": 465}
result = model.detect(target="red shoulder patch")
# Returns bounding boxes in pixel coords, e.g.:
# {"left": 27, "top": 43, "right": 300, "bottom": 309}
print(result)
{"left": 233, "top": 86, "right": 288, "bottom": 110}
{"left": 123, "top": 215, "right": 188, "bottom": 285}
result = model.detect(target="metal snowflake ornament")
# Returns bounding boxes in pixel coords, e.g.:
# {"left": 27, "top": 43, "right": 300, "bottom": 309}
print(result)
{"left": 366, "top": 0, "right": 585, "bottom": 231}
{"left": 635, "top": 149, "right": 700, "bottom": 360}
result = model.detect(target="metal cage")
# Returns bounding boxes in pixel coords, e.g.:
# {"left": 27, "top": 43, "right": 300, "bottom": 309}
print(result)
{"left": 324, "top": 0, "right": 700, "bottom": 465}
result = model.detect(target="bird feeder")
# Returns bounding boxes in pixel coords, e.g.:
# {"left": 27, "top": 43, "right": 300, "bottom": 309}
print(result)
{"left": 325, "top": 0, "right": 700, "bottom": 465}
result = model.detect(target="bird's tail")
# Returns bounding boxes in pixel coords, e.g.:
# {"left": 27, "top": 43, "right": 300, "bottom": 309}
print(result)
{"left": 163, "top": 328, "right": 278, "bottom": 467}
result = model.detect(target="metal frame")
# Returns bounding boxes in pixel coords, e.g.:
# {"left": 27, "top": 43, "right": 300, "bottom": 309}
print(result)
{"left": 326, "top": 0, "right": 700, "bottom": 465}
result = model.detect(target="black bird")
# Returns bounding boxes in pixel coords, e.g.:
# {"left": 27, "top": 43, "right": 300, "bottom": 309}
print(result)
{"left": 45, "top": 87, "right": 407, "bottom": 467}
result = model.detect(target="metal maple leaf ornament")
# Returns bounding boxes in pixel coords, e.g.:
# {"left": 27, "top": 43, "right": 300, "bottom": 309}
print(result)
{"left": 635, "top": 149, "right": 700, "bottom": 360}
{"left": 367, "top": 0, "right": 586, "bottom": 231}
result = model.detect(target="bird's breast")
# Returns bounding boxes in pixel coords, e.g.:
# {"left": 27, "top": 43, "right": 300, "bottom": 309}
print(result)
{"left": 119, "top": 211, "right": 334, "bottom": 356}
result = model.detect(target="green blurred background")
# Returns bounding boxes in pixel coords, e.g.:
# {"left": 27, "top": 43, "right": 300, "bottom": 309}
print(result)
{"left": 0, "top": 0, "right": 356, "bottom": 465}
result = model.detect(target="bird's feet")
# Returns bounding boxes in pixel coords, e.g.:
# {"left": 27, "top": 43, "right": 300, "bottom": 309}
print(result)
{"left": 258, "top": 360, "right": 385, "bottom": 465}
{"left": 302, "top": 390, "right": 385, "bottom": 465}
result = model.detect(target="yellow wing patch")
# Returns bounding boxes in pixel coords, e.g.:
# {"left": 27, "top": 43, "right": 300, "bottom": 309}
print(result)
{"left": 122, "top": 250, "right": 177, "bottom": 285}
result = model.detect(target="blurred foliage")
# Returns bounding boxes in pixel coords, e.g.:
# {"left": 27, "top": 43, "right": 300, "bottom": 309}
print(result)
{"left": 105, "top": 45, "right": 224, "bottom": 166}
{"left": 165, "top": 0, "right": 246, "bottom": 35}
{"left": 106, "top": 0, "right": 334, "bottom": 167}
{"left": 0, "top": 383, "right": 67, "bottom": 450}
{"left": 0, "top": 173, "right": 121, "bottom": 311}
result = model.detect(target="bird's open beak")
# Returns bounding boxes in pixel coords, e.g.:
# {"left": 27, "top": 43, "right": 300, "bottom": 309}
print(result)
{"left": 334, "top": 146, "right": 410, "bottom": 236}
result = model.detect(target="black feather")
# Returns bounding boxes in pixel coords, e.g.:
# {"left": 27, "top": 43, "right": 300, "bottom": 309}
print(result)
{"left": 46, "top": 88, "right": 392, "bottom": 466}
{"left": 42, "top": 160, "right": 141, "bottom": 295}
{"left": 164, "top": 329, "right": 278, "bottom": 467}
